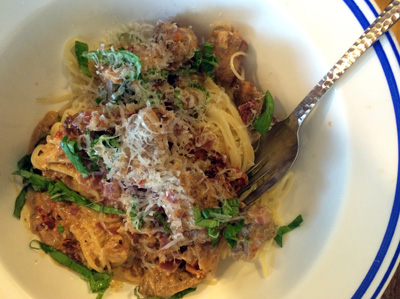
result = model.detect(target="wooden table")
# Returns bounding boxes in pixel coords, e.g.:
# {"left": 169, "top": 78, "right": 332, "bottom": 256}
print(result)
{"left": 374, "top": 1, "right": 399, "bottom": 298}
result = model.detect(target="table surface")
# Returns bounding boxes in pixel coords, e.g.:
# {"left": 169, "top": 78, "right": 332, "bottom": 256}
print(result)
{"left": 373, "top": 1, "right": 399, "bottom": 298}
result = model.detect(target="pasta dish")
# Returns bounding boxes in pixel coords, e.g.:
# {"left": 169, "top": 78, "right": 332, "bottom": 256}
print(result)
{"left": 13, "top": 22, "right": 301, "bottom": 299}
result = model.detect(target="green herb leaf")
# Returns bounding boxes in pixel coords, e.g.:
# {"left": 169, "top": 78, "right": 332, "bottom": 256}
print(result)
{"left": 83, "top": 49, "right": 141, "bottom": 81}
{"left": 93, "top": 134, "right": 120, "bottom": 149}
{"left": 193, "top": 198, "right": 241, "bottom": 245}
{"left": 208, "top": 227, "right": 220, "bottom": 247}
{"left": 17, "top": 154, "right": 33, "bottom": 171}
{"left": 48, "top": 181, "right": 135, "bottom": 217}
{"left": 222, "top": 198, "right": 240, "bottom": 217}
{"left": 13, "top": 169, "right": 53, "bottom": 191}
{"left": 57, "top": 223, "right": 65, "bottom": 233}
{"left": 13, "top": 185, "right": 29, "bottom": 219}
{"left": 188, "top": 83, "right": 210, "bottom": 99}
{"left": 169, "top": 288, "right": 197, "bottom": 299}
{"left": 32, "top": 240, "right": 112, "bottom": 297}
{"left": 274, "top": 214, "right": 303, "bottom": 247}
{"left": 224, "top": 219, "right": 245, "bottom": 248}
{"left": 60, "top": 135, "right": 90, "bottom": 178}
{"left": 193, "top": 42, "right": 219, "bottom": 79}
{"left": 253, "top": 91, "right": 274, "bottom": 135}
{"left": 75, "top": 41, "right": 92, "bottom": 78}
{"left": 155, "top": 212, "right": 172, "bottom": 233}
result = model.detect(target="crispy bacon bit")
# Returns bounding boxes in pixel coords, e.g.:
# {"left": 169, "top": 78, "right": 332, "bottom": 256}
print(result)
{"left": 159, "top": 259, "right": 182, "bottom": 273}
{"left": 60, "top": 238, "right": 83, "bottom": 263}
{"left": 234, "top": 80, "right": 264, "bottom": 125}
{"left": 185, "top": 261, "right": 206, "bottom": 278}
{"left": 238, "top": 100, "right": 260, "bottom": 125}
{"left": 230, "top": 172, "right": 249, "bottom": 193}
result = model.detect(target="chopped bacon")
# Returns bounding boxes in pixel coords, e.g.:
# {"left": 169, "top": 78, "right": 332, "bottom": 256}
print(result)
{"left": 159, "top": 259, "right": 182, "bottom": 273}
{"left": 230, "top": 172, "right": 249, "bottom": 193}
{"left": 185, "top": 261, "right": 205, "bottom": 278}
{"left": 234, "top": 80, "right": 264, "bottom": 125}
{"left": 238, "top": 100, "right": 260, "bottom": 125}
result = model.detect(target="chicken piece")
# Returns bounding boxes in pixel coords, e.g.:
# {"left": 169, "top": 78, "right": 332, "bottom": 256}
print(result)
{"left": 208, "top": 29, "right": 248, "bottom": 84}
{"left": 233, "top": 80, "right": 264, "bottom": 125}
{"left": 100, "top": 23, "right": 198, "bottom": 82}
{"left": 153, "top": 22, "right": 198, "bottom": 70}
{"left": 231, "top": 204, "right": 276, "bottom": 260}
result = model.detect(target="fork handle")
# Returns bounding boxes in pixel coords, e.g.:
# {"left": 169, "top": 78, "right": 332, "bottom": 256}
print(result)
{"left": 292, "top": 0, "right": 400, "bottom": 126}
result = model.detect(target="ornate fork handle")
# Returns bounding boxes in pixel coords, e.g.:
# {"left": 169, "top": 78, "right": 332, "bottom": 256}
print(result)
{"left": 241, "top": 1, "right": 400, "bottom": 206}
{"left": 292, "top": 0, "right": 400, "bottom": 126}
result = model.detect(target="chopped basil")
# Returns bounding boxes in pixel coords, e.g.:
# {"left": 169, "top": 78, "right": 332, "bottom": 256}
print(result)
{"left": 60, "top": 135, "right": 90, "bottom": 178}
{"left": 14, "top": 168, "right": 138, "bottom": 221}
{"left": 49, "top": 181, "right": 135, "bottom": 218}
{"left": 155, "top": 212, "right": 172, "bottom": 233}
{"left": 13, "top": 169, "right": 53, "bottom": 191}
{"left": 83, "top": 49, "right": 141, "bottom": 81}
{"left": 13, "top": 185, "right": 29, "bottom": 219}
{"left": 57, "top": 223, "right": 65, "bottom": 233}
{"left": 169, "top": 288, "right": 197, "bottom": 299}
{"left": 31, "top": 240, "right": 112, "bottom": 298}
{"left": 174, "top": 89, "right": 184, "bottom": 109}
{"left": 193, "top": 198, "right": 243, "bottom": 246}
{"left": 193, "top": 42, "right": 219, "bottom": 78}
{"left": 274, "top": 214, "right": 303, "bottom": 247}
{"left": 169, "top": 42, "right": 218, "bottom": 78}
{"left": 93, "top": 134, "right": 120, "bottom": 149}
{"left": 75, "top": 41, "right": 92, "bottom": 78}
{"left": 17, "top": 154, "right": 32, "bottom": 171}
{"left": 208, "top": 227, "right": 220, "bottom": 247}
{"left": 253, "top": 91, "right": 274, "bottom": 135}
{"left": 224, "top": 219, "right": 245, "bottom": 248}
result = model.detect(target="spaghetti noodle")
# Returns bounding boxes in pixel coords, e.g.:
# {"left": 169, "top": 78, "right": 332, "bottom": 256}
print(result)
{"left": 15, "top": 22, "right": 284, "bottom": 298}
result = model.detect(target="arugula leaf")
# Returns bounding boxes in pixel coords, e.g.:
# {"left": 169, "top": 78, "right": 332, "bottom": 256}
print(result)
{"left": 32, "top": 240, "right": 112, "bottom": 298}
{"left": 224, "top": 219, "right": 245, "bottom": 248}
{"left": 13, "top": 185, "right": 29, "bottom": 219}
{"left": 83, "top": 49, "right": 141, "bottom": 81}
{"left": 13, "top": 169, "right": 53, "bottom": 191}
{"left": 155, "top": 212, "right": 172, "bottom": 233}
{"left": 274, "top": 214, "right": 303, "bottom": 247}
{"left": 75, "top": 41, "right": 92, "bottom": 78}
{"left": 253, "top": 91, "right": 274, "bottom": 135}
{"left": 60, "top": 135, "right": 90, "bottom": 178}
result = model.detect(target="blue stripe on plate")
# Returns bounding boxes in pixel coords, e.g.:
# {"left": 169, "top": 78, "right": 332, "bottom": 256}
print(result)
{"left": 363, "top": 2, "right": 400, "bottom": 298}
{"left": 342, "top": 0, "right": 400, "bottom": 298}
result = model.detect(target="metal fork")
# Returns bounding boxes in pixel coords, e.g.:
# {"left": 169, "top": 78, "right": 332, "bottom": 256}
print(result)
{"left": 238, "top": 0, "right": 400, "bottom": 206}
